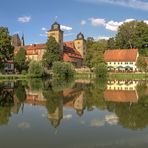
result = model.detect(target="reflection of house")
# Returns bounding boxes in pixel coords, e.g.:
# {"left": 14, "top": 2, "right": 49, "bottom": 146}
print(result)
{"left": 104, "top": 49, "right": 139, "bottom": 71}
{"left": 63, "top": 88, "right": 85, "bottom": 116}
{"left": 25, "top": 89, "right": 46, "bottom": 106}
{"left": 104, "top": 80, "right": 139, "bottom": 103}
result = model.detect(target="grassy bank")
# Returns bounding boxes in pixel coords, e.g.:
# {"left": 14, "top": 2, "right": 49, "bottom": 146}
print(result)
{"left": 0, "top": 74, "right": 42, "bottom": 80}
{"left": 108, "top": 73, "right": 148, "bottom": 80}
{"left": 75, "top": 72, "right": 148, "bottom": 80}
{"left": 75, "top": 72, "right": 95, "bottom": 79}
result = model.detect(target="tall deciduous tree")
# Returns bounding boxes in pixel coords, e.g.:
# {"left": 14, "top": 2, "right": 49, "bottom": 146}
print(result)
{"left": 14, "top": 47, "right": 26, "bottom": 73}
{"left": 0, "top": 27, "right": 14, "bottom": 69}
{"left": 115, "top": 21, "right": 148, "bottom": 53}
{"left": 42, "top": 36, "right": 62, "bottom": 68}
{"left": 84, "top": 38, "right": 107, "bottom": 68}
{"left": 136, "top": 56, "right": 147, "bottom": 72}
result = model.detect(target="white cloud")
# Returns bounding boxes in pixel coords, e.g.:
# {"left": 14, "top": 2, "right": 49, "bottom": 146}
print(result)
{"left": 18, "top": 16, "right": 31, "bottom": 23}
{"left": 105, "top": 114, "right": 118, "bottom": 125}
{"left": 60, "top": 25, "right": 72, "bottom": 31}
{"left": 78, "top": 0, "right": 148, "bottom": 11}
{"left": 144, "top": 20, "right": 148, "bottom": 24}
{"left": 105, "top": 20, "right": 123, "bottom": 31}
{"left": 64, "top": 33, "right": 75, "bottom": 37}
{"left": 63, "top": 114, "right": 72, "bottom": 120}
{"left": 80, "top": 20, "right": 87, "bottom": 25}
{"left": 89, "top": 18, "right": 106, "bottom": 26}
{"left": 41, "top": 27, "right": 47, "bottom": 31}
{"left": 105, "top": 18, "right": 135, "bottom": 31}
{"left": 95, "top": 36, "right": 110, "bottom": 40}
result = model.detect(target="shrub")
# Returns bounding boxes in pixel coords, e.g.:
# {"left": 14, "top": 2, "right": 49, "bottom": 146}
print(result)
{"left": 95, "top": 63, "right": 108, "bottom": 78}
{"left": 28, "top": 61, "right": 44, "bottom": 77}
{"left": 52, "top": 61, "right": 75, "bottom": 79}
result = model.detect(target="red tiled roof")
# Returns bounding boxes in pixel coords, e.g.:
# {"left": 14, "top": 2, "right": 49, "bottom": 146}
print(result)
{"left": 104, "top": 49, "right": 138, "bottom": 62}
{"left": 104, "top": 90, "right": 138, "bottom": 103}
{"left": 63, "top": 41, "right": 83, "bottom": 60}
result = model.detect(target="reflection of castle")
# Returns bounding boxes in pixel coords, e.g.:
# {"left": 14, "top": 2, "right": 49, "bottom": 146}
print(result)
{"left": 104, "top": 80, "right": 139, "bottom": 103}
{"left": 63, "top": 88, "right": 85, "bottom": 116}
{"left": 24, "top": 83, "right": 85, "bottom": 127}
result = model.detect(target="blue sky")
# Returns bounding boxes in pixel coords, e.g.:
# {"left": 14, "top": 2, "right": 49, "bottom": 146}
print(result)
{"left": 0, "top": 0, "right": 148, "bottom": 44}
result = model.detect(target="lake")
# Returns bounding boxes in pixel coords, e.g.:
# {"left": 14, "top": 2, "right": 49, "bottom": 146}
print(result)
{"left": 0, "top": 79, "right": 148, "bottom": 148}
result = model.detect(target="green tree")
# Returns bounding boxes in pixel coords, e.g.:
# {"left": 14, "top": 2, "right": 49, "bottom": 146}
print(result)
{"left": 28, "top": 61, "right": 44, "bottom": 77}
{"left": 136, "top": 56, "right": 147, "bottom": 72}
{"left": 115, "top": 21, "right": 148, "bottom": 52}
{"left": 42, "top": 36, "right": 62, "bottom": 68}
{"left": 95, "top": 63, "right": 108, "bottom": 78}
{"left": 0, "top": 27, "right": 14, "bottom": 70}
{"left": 52, "top": 61, "right": 75, "bottom": 79}
{"left": 14, "top": 47, "right": 26, "bottom": 73}
{"left": 107, "top": 37, "right": 116, "bottom": 49}
{"left": 84, "top": 39, "right": 107, "bottom": 68}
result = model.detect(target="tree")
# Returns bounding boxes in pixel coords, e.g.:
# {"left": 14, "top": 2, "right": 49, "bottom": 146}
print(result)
{"left": 115, "top": 21, "right": 148, "bottom": 52}
{"left": 84, "top": 38, "right": 107, "bottom": 68}
{"left": 52, "top": 61, "right": 75, "bottom": 79}
{"left": 0, "top": 27, "right": 14, "bottom": 70}
{"left": 136, "top": 56, "right": 147, "bottom": 72}
{"left": 95, "top": 63, "right": 108, "bottom": 78}
{"left": 107, "top": 37, "right": 116, "bottom": 49}
{"left": 42, "top": 36, "right": 62, "bottom": 68}
{"left": 14, "top": 47, "right": 26, "bottom": 73}
{"left": 28, "top": 61, "right": 44, "bottom": 77}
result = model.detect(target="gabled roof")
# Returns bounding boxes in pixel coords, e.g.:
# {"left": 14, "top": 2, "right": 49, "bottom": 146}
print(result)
{"left": 104, "top": 49, "right": 138, "bottom": 62}
{"left": 63, "top": 41, "right": 83, "bottom": 60}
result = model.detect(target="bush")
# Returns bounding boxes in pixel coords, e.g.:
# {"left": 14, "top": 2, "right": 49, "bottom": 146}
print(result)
{"left": 95, "top": 63, "right": 108, "bottom": 78}
{"left": 21, "top": 70, "right": 27, "bottom": 75}
{"left": 28, "top": 61, "right": 44, "bottom": 77}
{"left": 52, "top": 61, "right": 75, "bottom": 79}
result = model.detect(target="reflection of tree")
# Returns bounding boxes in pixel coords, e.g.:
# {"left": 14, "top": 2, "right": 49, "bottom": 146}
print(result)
{"left": 0, "top": 107, "right": 11, "bottom": 125}
{"left": 43, "top": 89, "right": 63, "bottom": 114}
{"left": 29, "top": 79, "right": 44, "bottom": 91}
{"left": 14, "top": 81, "right": 26, "bottom": 103}
{"left": 0, "top": 82, "right": 13, "bottom": 125}
{"left": 84, "top": 78, "right": 107, "bottom": 111}
{"left": 105, "top": 101, "right": 148, "bottom": 130}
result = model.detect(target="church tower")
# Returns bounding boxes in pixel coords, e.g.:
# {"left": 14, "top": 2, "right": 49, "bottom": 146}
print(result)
{"left": 74, "top": 32, "right": 87, "bottom": 58}
{"left": 48, "top": 22, "right": 63, "bottom": 53}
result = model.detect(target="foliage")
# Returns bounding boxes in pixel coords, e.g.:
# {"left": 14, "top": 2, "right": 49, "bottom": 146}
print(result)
{"left": 52, "top": 61, "right": 75, "bottom": 79}
{"left": 15, "top": 81, "right": 26, "bottom": 102}
{"left": 0, "top": 27, "right": 14, "bottom": 70}
{"left": 115, "top": 21, "right": 148, "bottom": 54}
{"left": 14, "top": 47, "right": 26, "bottom": 73}
{"left": 42, "top": 36, "right": 62, "bottom": 68}
{"left": 84, "top": 38, "right": 107, "bottom": 68}
{"left": 95, "top": 63, "right": 108, "bottom": 78}
{"left": 136, "top": 56, "right": 147, "bottom": 72}
{"left": 28, "top": 61, "right": 44, "bottom": 77}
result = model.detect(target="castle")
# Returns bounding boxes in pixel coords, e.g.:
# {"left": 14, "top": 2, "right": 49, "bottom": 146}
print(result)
{"left": 13, "top": 22, "right": 87, "bottom": 67}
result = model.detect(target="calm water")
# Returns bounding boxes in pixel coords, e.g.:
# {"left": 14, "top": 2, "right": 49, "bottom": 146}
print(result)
{"left": 0, "top": 79, "right": 148, "bottom": 148}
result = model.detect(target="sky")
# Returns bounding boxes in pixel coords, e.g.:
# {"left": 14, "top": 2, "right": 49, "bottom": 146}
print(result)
{"left": 0, "top": 0, "right": 148, "bottom": 44}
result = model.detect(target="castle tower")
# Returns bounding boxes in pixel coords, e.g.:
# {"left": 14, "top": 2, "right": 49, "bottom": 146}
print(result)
{"left": 48, "top": 22, "right": 63, "bottom": 53}
{"left": 74, "top": 32, "right": 87, "bottom": 58}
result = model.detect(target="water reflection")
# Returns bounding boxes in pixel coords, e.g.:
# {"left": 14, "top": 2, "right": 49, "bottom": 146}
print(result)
{"left": 0, "top": 79, "right": 148, "bottom": 130}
